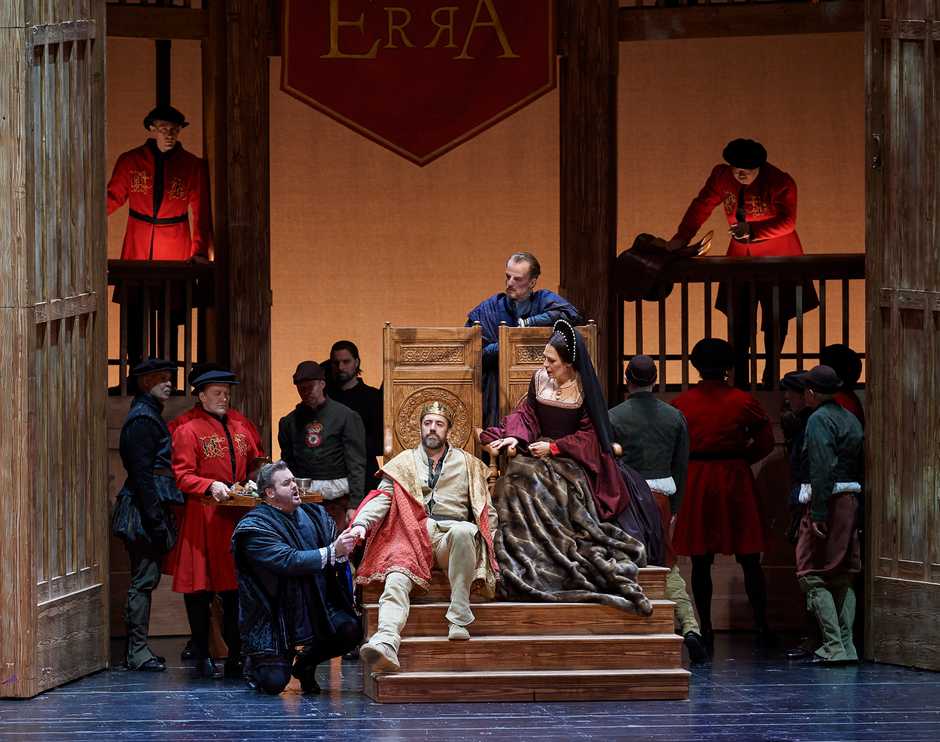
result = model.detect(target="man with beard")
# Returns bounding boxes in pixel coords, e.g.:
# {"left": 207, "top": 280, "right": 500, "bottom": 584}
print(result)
{"left": 113, "top": 358, "right": 183, "bottom": 672}
{"left": 232, "top": 461, "right": 361, "bottom": 694}
{"left": 278, "top": 361, "right": 366, "bottom": 532}
{"left": 349, "top": 402, "right": 498, "bottom": 672}
{"left": 328, "top": 341, "right": 383, "bottom": 497}
{"left": 166, "top": 368, "right": 265, "bottom": 679}
{"left": 467, "top": 252, "right": 583, "bottom": 426}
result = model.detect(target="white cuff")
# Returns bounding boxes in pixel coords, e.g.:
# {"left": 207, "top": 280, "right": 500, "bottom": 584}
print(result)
{"left": 799, "top": 483, "right": 812, "bottom": 504}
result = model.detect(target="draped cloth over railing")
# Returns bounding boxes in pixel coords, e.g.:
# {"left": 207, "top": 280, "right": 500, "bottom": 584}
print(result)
{"left": 107, "top": 259, "right": 215, "bottom": 395}
{"left": 615, "top": 253, "right": 865, "bottom": 393}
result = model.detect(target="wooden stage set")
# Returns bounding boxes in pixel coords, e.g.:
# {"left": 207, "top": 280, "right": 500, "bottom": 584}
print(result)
{"left": 4, "top": 0, "right": 940, "bottom": 712}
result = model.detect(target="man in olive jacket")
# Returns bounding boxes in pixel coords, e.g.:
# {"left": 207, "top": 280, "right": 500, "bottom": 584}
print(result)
{"left": 278, "top": 361, "right": 367, "bottom": 532}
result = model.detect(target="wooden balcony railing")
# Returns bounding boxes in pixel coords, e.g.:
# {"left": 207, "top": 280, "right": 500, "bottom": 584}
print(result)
{"left": 107, "top": 260, "right": 216, "bottom": 396}
{"left": 615, "top": 253, "right": 866, "bottom": 394}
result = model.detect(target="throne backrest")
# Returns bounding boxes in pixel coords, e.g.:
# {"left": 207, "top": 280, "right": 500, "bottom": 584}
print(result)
{"left": 382, "top": 324, "right": 483, "bottom": 458}
{"left": 497, "top": 322, "right": 598, "bottom": 419}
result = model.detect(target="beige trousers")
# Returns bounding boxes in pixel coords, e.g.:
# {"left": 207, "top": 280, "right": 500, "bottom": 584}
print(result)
{"left": 372, "top": 520, "right": 478, "bottom": 652}
{"left": 666, "top": 565, "right": 700, "bottom": 635}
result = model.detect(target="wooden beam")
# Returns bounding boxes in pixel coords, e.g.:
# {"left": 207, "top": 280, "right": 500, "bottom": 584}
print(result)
{"left": 618, "top": 0, "right": 864, "bottom": 42}
{"left": 226, "top": 0, "right": 272, "bottom": 450}
{"left": 558, "top": 0, "right": 620, "bottom": 395}
{"left": 106, "top": 5, "right": 209, "bottom": 40}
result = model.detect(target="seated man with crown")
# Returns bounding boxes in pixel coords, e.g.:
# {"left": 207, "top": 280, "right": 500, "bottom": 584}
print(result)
{"left": 348, "top": 401, "right": 498, "bottom": 673}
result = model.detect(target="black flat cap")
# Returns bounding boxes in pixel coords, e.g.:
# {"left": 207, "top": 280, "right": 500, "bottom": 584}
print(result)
{"left": 143, "top": 104, "right": 189, "bottom": 130}
{"left": 292, "top": 361, "right": 326, "bottom": 384}
{"left": 191, "top": 368, "right": 239, "bottom": 390}
{"left": 690, "top": 338, "right": 735, "bottom": 374}
{"left": 130, "top": 358, "right": 176, "bottom": 376}
{"left": 803, "top": 365, "right": 843, "bottom": 394}
{"left": 780, "top": 370, "right": 807, "bottom": 392}
{"left": 820, "top": 344, "right": 862, "bottom": 386}
{"left": 723, "top": 138, "right": 767, "bottom": 169}
{"left": 626, "top": 355, "right": 657, "bottom": 386}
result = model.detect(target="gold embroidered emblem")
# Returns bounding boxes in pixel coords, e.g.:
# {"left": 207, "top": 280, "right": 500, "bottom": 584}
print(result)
{"left": 201, "top": 434, "right": 226, "bottom": 459}
{"left": 168, "top": 177, "right": 187, "bottom": 201}
{"left": 233, "top": 433, "right": 250, "bottom": 457}
{"left": 130, "top": 170, "right": 151, "bottom": 194}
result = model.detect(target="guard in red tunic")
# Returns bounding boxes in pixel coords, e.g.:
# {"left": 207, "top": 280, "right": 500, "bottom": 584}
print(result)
{"left": 107, "top": 105, "right": 212, "bottom": 261}
{"left": 671, "top": 338, "right": 776, "bottom": 650}
{"left": 165, "top": 368, "right": 264, "bottom": 679}
{"left": 670, "top": 139, "right": 819, "bottom": 387}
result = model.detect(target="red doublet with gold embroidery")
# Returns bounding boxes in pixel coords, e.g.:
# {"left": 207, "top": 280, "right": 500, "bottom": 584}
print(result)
{"left": 106, "top": 140, "right": 212, "bottom": 260}
{"left": 673, "top": 162, "right": 804, "bottom": 258}
{"left": 164, "top": 405, "right": 263, "bottom": 592}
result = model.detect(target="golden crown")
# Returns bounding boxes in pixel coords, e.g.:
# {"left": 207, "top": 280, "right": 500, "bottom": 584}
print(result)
{"left": 420, "top": 400, "right": 454, "bottom": 425}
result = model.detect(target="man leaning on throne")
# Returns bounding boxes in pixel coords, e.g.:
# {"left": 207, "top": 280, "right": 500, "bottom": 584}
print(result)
{"left": 349, "top": 401, "right": 498, "bottom": 673}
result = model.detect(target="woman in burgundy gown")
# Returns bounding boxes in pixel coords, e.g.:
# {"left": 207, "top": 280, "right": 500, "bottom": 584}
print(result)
{"left": 480, "top": 321, "right": 659, "bottom": 615}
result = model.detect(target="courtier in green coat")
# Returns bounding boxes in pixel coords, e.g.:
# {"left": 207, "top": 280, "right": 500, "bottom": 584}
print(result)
{"left": 795, "top": 365, "right": 864, "bottom": 664}
{"left": 609, "top": 355, "right": 706, "bottom": 663}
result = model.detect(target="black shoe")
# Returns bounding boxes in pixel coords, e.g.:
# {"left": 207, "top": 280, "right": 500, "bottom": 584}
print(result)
{"left": 181, "top": 639, "right": 196, "bottom": 661}
{"left": 683, "top": 632, "right": 708, "bottom": 664}
{"left": 700, "top": 628, "right": 715, "bottom": 655}
{"left": 786, "top": 646, "right": 813, "bottom": 660}
{"left": 154, "top": 655, "right": 166, "bottom": 664}
{"left": 131, "top": 657, "right": 167, "bottom": 673}
{"left": 342, "top": 648, "right": 361, "bottom": 661}
{"left": 198, "top": 657, "right": 223, "bottom": 679}
{"left": 223, "top": 658, "right": 244, "bottom": 680}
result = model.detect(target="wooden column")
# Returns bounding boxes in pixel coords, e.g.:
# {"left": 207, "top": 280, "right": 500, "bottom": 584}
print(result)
{"left": 558, "top": 0, "right": 620, "bottom": 395}
{"left": 225, "top": 0, "right": 272, "bottom": 449}
{"left": 865, "top": 0, "right": 940, "bottom": 669}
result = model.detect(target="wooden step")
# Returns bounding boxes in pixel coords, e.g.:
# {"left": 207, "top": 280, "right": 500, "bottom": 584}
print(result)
{"left": 364, "top": 667, "right": 690, "bottom": 703}
{"left": 364, "top": 599, "right": 675, "bottom": 638}
{"left": 393, "top": 633, "right": 682, "bottom": 673}
{"left": 361, "top": 566, "right": 669, "bottom": 603}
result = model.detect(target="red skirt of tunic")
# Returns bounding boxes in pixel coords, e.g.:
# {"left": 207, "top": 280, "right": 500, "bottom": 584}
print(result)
{"left": 673, "top": 459, "right": 765, "bottom": 556}
{"left": 162, "top": 497, "right": 242, "bottom": 593}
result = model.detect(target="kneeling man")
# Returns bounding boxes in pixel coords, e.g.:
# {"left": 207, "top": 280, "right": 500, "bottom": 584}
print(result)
{"left": 232, "top": 461, "right": 361, "bottom": 694}
{"left": 350, "top": 402, "right": 498, "bottom": 672}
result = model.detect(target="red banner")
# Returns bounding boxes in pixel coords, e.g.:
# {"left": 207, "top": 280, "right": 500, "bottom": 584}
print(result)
{"left": 282, "top": 0, "right": 556, "bottom": 166}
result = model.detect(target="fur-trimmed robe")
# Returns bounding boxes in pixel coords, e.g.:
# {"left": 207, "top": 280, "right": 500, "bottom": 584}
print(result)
{"left": 353, "top": 446, "right": 499, "bottom": 596}
{"left": 493, "top": 455, "right": 653, "bottom": 616}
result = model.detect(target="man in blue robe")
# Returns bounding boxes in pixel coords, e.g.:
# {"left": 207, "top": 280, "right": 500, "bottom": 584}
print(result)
{"left": 467, "top": 252, "right": 583, "bottom": 426}
{"left": 232, "top": 461, "right": 361, "bottom": 694}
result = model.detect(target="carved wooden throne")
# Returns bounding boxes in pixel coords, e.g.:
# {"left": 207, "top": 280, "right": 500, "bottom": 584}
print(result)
{"left": 382, "top": 324, "right": 483, "bottom": 457}
{"left": 498, "top": 321, "right": 598, "bottom": 418}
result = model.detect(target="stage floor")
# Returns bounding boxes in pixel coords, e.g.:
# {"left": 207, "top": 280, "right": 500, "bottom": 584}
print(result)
{"left": 1, "top": 634, "right": 939, "bottom": 741}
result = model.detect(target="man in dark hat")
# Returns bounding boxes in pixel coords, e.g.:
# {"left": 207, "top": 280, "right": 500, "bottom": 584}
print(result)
{"left": 608, "top": 356, "right": 706, "bottom": 663}
{"left": 278, "top": 361, "right": 366, "bottom": 533}
{"left": 671, "top": 338, "right": 776, "bottom": 650}
{"left": 327, "top": 340, "right": 384, "bottom": 498}
{"left": 164, "top": 367, "right": 264, "bottom": 679}
{"left": 114, "top": 358, "right": 182, "bottom": 672}
{"left": 107, "top": 104, "right": 213, "bottom": 261}
{"left": 467, "top": 252, "right": 584, "bottom": 426}
{"left": 795, "top": 365, "right": 864, "bottom": 664}
{"left": 668, "top": 139, "right": 819, "bottom": 388}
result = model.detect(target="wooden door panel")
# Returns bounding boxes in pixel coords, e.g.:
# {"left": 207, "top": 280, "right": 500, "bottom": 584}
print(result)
{"left": 866, "top": 0, "right": 940, "bottom": 669}
{"left": 0, "top": 0, "right": 107, "bottom": 698}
